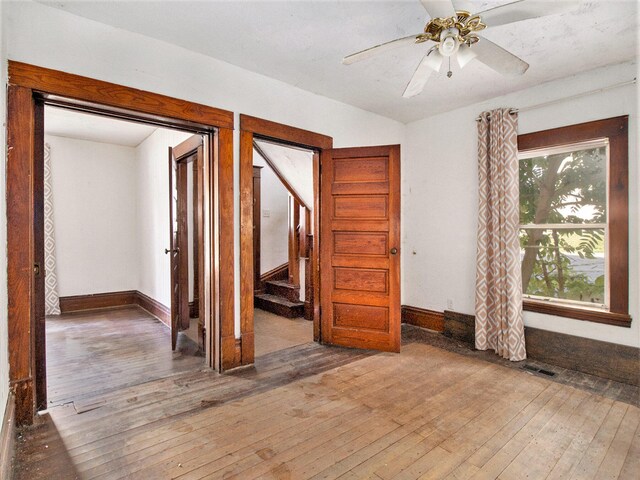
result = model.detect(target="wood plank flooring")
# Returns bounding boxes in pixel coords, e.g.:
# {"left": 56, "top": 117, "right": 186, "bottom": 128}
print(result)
{"left": 254, "top": 308, "right": 314, "bottom": 357}
{"left": 13, "top": 310, "right": 639, "bottom": 480}
{"left": 45, "top": 306, "right": 204, "bottom": 406}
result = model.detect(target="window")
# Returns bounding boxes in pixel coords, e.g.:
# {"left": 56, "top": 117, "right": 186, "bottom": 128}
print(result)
{"left": 517, "top": 117, "right": 630, "bottom": 327}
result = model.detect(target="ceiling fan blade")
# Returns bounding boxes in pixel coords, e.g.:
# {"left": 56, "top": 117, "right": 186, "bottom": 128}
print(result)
{"left": 420, "top": 0, "right": 456, "bottom": 19}
{"left": 456, "top": 44, "right": 477, "bottom": 69}
{"left": 403, "top": 50, "right": 443, "bottom": 98}
{"left": 342, "top": 34, "right": 421, "bottom": 65}
{"left": 473, "top": 37, "right": 529, "bottom": 76}
{"left": 478, "top": 0, "right": 580, "bottom": 28}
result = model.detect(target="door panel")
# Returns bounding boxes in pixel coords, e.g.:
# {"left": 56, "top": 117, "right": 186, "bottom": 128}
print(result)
{"left": 169, "top": 146, "right": 180, "bottom": 350}
{"left": 320, "top": 145, "right": 400, "bottom": 352}
{"left": 169, "top": 134, "right": 204, "bottom": 350}
{"left": 177, "top": 162, "right": 190, "bottom": 329}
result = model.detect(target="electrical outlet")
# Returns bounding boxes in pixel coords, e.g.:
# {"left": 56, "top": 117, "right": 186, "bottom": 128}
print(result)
{"left": 262, "top": 209, "right": 270, "bottom": 218}
{"left": 446, "top": 298, "right": 453, "bottom": 310}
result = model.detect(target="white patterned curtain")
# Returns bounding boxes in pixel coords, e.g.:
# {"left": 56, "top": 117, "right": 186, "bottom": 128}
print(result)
{"left": 44, "top": 143, "right": 61, "bottom": 315}
{"left": 475, "top": 108, "right": 526, "bottom": 361}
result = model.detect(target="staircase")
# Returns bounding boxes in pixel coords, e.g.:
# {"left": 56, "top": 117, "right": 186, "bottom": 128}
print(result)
{"left": 254, "top": 280, "right": 304, "bottom": 318}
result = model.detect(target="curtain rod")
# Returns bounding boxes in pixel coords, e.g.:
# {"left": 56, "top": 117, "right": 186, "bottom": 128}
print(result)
{"left": 475, "top": 78, "right": 637, "bottom": 121}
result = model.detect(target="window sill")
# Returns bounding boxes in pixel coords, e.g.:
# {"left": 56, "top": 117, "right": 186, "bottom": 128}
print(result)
{"left": 523, "top": 299, "right": 631, "bottom": 327}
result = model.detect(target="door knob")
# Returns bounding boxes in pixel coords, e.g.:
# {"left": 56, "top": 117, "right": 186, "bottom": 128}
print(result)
{"left": 165, "top": 248, "right": 180, "bottom": 254}
{"left": 390, "top": 247, "right": 398, "bottom": 255}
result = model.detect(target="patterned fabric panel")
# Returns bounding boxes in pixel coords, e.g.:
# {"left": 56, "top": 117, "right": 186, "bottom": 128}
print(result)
{"left": 44, "top": 143, "right": 61, "bottom": 316}
{"left": 475, "top": 108, "right": 526, "bottom": 361}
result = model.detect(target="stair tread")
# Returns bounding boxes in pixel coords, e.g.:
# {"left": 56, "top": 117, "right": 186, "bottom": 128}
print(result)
{"left": 254, "top": 293, "right": 304, "bottom": 307}
{"left": 265, "top": 280, "right": 300, "bottom": 290}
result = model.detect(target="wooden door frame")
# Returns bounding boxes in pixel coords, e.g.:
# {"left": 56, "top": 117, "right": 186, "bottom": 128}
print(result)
{"left": 239, "top": 115, "right": 332, "bottom": 366}
{"left": 6, "top": 61, "right": 235, "bottom": 426}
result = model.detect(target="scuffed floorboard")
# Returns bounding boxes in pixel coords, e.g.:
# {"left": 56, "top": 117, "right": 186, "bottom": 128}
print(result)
{"left": 12, "top": 311, "right": 639, "bottom": 479}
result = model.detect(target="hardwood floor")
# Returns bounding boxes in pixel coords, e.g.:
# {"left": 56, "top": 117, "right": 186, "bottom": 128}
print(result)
{"left": 254, "top": 308, "right": 314, "bottom": 357}
{"left": 46, "top": 306, "right": 204, "bottom": 406}
{"left": 12, "top": 311, "right": 639, "bottom": 480}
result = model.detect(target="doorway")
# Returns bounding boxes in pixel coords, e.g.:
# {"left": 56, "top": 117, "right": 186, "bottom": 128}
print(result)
{"left": 239, "top": 115, "right": 402, "bottom": 366}
{"left": 251, "top": 139, "right": 315, "bottom": 357}
{"left": 6, "top": 61, "right": 234, "bottom": 425}
{"left": 169, "top": 134, "right": 206, "bottom": 352}
{"left": 40, "top": 107, "right": 208, "bottom": 406}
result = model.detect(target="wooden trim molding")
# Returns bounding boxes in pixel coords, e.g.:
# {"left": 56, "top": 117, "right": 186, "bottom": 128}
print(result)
{"left": 135, "top": 291, "right": 171, "bottom": 326}
{"left": 443, "top": 310, "right": 476, "bottom": 345}
{"left": 260, "top": 263, "right": 289, "bottom": 284}
{"left": 436, "top": 309, "right": 639, "bottom": 386}
{"left": 240, "top": 115, "right": 332, "bottom": 150}
{"left": 401, "top": 305, "right": 444, "bottom": 332}
{"left": 239, "top": 115, "right": 332, "bottom": 368}
{"left": 59, "top": 290, "right": 138, "bottom": 313}
{"left": 8, "top": 61, "right": 234, "bottom": 129}
{"left": 524, "top": 299, "right": 631, "bottom": 327}
{"left": 525, "top": 327, "right": 639, "bottom": 386}
{"left": 6, "top": 63, "right": 232, "bottom": 425}
{"left": 217, "top": 128, "right": 236, "bottom": 371}
{"left": 254, "top": 141, "right": 310, "bottom": 210}
{"left": 518, "top": 116, "right": 630, "bottom": 323}
{"left": 0, "top": 392, "right": 16, "bottom": 480}
{"left": 57, "top": 290, "right": 171, "bottom": 326}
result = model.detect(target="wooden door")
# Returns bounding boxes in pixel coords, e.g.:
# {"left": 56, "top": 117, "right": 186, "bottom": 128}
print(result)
{"left": 168, "top": 135, "right": 204, "bottom": 350}
{"left": 168, "top": 146, "right": 181, "bottom": 350}
{"left": 320, "top": 145, "right": 400, "bottom": 352}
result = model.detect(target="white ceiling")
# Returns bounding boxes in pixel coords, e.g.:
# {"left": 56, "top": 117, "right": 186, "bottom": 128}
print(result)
{"left": 40, "top": 1, "right": 638, "bottom": 123}
{"left": 45, "top": 106, "right": 158, "bottom": 147}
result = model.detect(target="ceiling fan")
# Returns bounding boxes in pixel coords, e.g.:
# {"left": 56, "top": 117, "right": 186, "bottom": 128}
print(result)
{"left": 343, "top": 0, "right": 578, "bottom": 98}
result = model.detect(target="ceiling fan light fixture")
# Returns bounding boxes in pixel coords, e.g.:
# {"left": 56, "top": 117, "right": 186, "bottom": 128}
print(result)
{"left": 438, "top": 28, "right": 460, "bottom": 57}
{"left": 456, "top": 43, "right": 477, "bottom": 68}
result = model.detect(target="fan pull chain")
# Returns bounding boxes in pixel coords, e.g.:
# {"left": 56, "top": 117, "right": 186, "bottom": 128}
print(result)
{"left": 447, "top": 57, "right": 452, "bottom": 78}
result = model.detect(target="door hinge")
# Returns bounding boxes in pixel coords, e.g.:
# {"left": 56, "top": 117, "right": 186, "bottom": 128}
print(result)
{"left": 34, "top": 263, "right": 41, "bottom": 276}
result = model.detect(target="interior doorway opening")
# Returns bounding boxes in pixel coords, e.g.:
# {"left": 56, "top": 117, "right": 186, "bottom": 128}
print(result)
{"left": 41, "top": 106, "right": 207, "bottom": 407}
{"left": 7, "top": 61, "right": 234, "bottom": 426}
{"left": 251, "top": 140, "right": 315, "bottom": 358}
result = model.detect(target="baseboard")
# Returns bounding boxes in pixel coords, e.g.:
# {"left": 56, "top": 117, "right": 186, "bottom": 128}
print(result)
{"left": 135, "top": 291, "right": 171, "bottom": 327}
{"left": 525, "top": 327, "right": 640, "bottom": 386}
{"left": 188, "top": 301, "right": 199, "bottom": 319}
{"left": 443, "top": 310, "right": 475, "bottom": 344}
{"left": 59, "top": 290, "right": 137, "bottom": 313}
{"left": 401, "top": 305, "right": 444, "bottom": 332}
{"left": 58, "top": 290, "right": 170, "bottom": 327}
{"left": 431, "top": 307, "right": 639, "bottom": 386}
{"left": 221, "top": 335, "right": 242, "bottom": 371}
{"left": 0, "top": 392, "right": 16, "bottom": 480}
{"left": 304, "top": 301, "right": 313, "bottom": 321}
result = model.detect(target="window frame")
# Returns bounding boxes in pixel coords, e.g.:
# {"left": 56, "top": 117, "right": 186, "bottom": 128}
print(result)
{"left": 517, "top": 116, "right": 630, "bottom": 328}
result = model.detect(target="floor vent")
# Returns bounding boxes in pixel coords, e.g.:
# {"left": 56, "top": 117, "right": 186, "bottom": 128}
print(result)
{"left": 522, "top": 364, "right": 556, "bottom": 377}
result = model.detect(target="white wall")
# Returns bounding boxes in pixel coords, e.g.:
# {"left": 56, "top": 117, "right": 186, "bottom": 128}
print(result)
{"left": 403, "top": 61, "right": 639, "bottom": 348}
{"left": 46, "top": 135, "right": 139, "bottom": 296}
{"left": 135, "top": 128, "right": 192, "bottom": 308}
{"left": 8, "top": 1, "right": 630, "bottom": 356}
{"left": 0, "top": 0, "right": 10, "bottom": 431}
{"left": 3, "top": 0, "right": 405, "bottom": 336}
{"left": 253, "top": 153, "right": 289, "bottom": 274}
